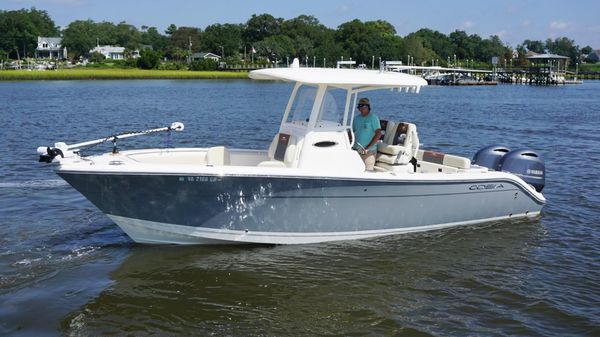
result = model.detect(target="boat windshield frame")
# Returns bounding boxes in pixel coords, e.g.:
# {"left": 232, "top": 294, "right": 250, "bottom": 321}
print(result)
{"left": 280, "top": 82, "right": 413, "bottom": 132}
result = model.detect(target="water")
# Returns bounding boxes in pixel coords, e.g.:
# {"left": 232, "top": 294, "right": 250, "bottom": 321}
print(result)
{"left": 1, "top": 79, "right": 599, "bottom": 336}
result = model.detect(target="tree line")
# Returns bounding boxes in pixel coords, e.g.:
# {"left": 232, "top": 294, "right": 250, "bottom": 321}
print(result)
{"left": 0, "top": 8, "right": 595, "bottom": 68}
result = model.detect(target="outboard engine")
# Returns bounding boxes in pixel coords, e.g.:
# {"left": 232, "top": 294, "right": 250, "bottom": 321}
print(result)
{"left": 473, "top": 145, "right": 511, "bottom": 170}
{"left": 498, "top": 149, "right": 545, "bottom": 192}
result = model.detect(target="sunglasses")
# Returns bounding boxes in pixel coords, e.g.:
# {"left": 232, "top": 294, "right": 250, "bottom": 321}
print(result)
{"left": 357, "top": 104, "right": 370, "bottom": 109}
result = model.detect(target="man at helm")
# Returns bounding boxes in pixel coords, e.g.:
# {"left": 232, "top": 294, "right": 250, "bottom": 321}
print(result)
{"left": 352, "top": 97, "right": 382, "bottom": 171}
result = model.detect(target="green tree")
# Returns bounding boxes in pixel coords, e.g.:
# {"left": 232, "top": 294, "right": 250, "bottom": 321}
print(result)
{"left": 515, "top": 44, "right": 529, "bottom": 67}
{"left": 581, "top": 46, "right": 593, "bottom": 55}
{"left": 449, "top": 30, "right": 481, "bottom": 61}
{"left": 165, "top": 24, "right": 177, "bottom": 36}
{"left": 255, "top": 35, "right": 295, "bottom": 62}
{"left": 545, "top": 37, "right": 578, "bottom": 64}
{"left": 62, "top": 20, "right": 98, "bottom": 59}
{"left": 201, "top": 23, "right": 242, "bottom": 57}
{"left": 167, "top": 26, "right": 201, "bottom": 60}
{"left": 243, "top": 14, "right": 284, "bottom": 45}
{"left": 114, "top": 22, "right": 142, "bottom": 50}
{"left": 523, "top": 39, "right": 545, "bottom": 54}
{"left": 401, "top": 35, "right": 437, "bottom": 65}
{"left": 476, "top": 35, "right": 509, "bottom": 63}
{"left": 137, "top": 49, "right": 161, "bottom": 69}
{"left": 335, "top": 19, "right": 403, "bottom": 64}
{"left": 89, "top": 51, "right": 104, "bottom": 63}
{"left": 141, "top": 27, "right": 168, "bottom": 53}
{"left": 0, "top": 8, "right": 58, "bottom": 59}
{"left": 171, "top": 47, "right": 190, "bottom": 63}
{"left": 410, "top": 28, "right": 454, "bottom": 60}
{"left": 280, "top": 15, "right": 340, "bottom": 64}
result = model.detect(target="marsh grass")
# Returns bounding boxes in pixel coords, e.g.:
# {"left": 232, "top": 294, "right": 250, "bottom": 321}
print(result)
{"left": 0, "top": 68, "right": 249, "bottom": 80}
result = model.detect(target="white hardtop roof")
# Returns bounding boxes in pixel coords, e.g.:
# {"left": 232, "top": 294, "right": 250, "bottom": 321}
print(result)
{"left": 249, "top": 67, "right": 427, "bottom": 91}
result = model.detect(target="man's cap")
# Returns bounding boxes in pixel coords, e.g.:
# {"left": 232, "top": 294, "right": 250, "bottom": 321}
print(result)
{"left": 358, "top": 97, "right": 370, "bottom": 106}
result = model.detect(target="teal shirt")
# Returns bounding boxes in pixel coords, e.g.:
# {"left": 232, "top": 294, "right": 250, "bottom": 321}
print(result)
{"left": 353, "top": 112, "right": 381, "bottom": 152}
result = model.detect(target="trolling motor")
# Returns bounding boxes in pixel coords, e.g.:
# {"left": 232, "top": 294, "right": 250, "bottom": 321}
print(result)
{"left": 37, "top": 122, "right": 184, "bottom": 163}
{"left": 39, "top": 147, "right": 64, "bottom": 163}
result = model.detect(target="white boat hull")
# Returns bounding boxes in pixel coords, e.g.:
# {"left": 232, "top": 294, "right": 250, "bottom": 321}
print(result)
{"left": 109, "top": 212, "right": 541, "bottom": 245}
{"left": 58, "top": 168, "right": 545, "bottom": 245}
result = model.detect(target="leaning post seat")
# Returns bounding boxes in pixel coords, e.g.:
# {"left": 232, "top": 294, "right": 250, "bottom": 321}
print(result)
{"left": 376, "top": 122, "right": 419, "bottom": 165}
{"left": 258, "top": 133, "right": 297, "bottom": 167}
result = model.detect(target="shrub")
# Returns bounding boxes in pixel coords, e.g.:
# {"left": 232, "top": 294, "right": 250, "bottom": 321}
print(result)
{"left": 137, "top": 49, "right": 161, "bottom": 69}
{"left": 158, "top": 62, "right": 187, "bottom": 70}
{"left": 189, "top": 59, "right": 218, "bottom": 71}
{"left": 90, "top": 52, "right": 105, "bottom": 63}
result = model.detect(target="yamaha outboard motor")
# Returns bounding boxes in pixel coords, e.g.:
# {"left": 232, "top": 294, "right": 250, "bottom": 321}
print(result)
{"left": 473, "top": 145, "right": 511, "bottom": 170}
{"left": 498, "top": 149, "right": 545, "bottom": 192}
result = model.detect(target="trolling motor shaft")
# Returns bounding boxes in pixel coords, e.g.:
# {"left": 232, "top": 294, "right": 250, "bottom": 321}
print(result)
{"left": 37, "top": 122, "right": 184, "bottom": 163}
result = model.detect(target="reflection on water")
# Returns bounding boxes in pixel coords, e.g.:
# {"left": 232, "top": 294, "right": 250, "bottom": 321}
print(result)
{"left": 59, "top": 219, "right": 584, "bottom": 336}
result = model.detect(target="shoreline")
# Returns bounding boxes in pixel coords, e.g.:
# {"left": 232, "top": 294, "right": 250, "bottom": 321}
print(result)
{"left": 0, "top": 68, "right": 250, "bottom": 81}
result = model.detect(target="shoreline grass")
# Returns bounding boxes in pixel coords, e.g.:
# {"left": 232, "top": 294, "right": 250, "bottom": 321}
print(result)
{"left": 0, "top": 68, "right": 249, "bottom": 81}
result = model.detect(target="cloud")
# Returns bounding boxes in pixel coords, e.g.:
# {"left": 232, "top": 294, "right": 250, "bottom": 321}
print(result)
{"left": 459, "top": 21, "right": 474, "bottom": 30}
{"left": 550, "top": 21, "right": 571, "bottom": 31}
{"left": 338, "top": 5, "right": 350, "bottom": 13}
{"left": 493, "top": 30, "right": 507, "bottom": 39}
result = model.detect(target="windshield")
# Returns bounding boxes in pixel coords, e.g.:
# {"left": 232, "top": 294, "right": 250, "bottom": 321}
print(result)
{"left": 317, "top": 87, "right": 346, "bottom": 126}
{"left": 286, "top": 85, "right": 316, "bottom": 126}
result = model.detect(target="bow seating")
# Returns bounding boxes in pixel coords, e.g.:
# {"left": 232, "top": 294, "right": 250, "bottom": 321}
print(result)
{"left": 258, "top": 133, "right": 297, "bottom": 168}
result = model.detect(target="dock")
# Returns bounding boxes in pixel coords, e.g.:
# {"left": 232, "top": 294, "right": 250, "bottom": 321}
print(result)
{"left": 385, "top": 53, "right": 586, "bottom": 86}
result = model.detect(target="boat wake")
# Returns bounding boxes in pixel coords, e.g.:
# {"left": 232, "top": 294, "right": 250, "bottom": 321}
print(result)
{"left": 0, "top": 179, "right": 68, "bottom": 189}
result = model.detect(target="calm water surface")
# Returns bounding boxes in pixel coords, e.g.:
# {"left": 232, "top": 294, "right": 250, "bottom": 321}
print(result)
{"left": 0, "top": 79, "right": 599, "bottom": 336}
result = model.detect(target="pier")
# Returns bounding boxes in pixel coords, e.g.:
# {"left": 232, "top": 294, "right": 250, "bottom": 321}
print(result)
{"left": 385, "top": 63, "right": 496, "bottom": 86}
{"left": 494, "top": 54, "right": 572, "bottom": 85}
{"left": 385, "top": 53, "right": 585, "bottom": 85}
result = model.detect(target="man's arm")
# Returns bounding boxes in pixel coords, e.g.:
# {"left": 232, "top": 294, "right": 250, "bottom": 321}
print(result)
{"left": 365, "top": 129, "right": 382, "bottom": 152}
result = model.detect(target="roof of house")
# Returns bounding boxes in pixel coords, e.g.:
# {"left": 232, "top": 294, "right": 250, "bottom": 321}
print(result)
{"left": 527, "top": 53, "right": 569, "bottom": 60}
{"left": 192, "top": 52, "right": 220, "bottom": 58}
{"left": 38, "top": 37, "right": 62, "bottom": 45}
{"left": 91, "top": 45, "right": 125, "bottom": 53}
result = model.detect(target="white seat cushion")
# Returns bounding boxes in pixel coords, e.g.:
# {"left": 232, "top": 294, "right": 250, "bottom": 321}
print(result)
{"left": 257, "top": 160, "right": 286, "bottom": 168}
{"left": 416, "top": 150, "right": 471, "bottom": 169}
{"left": 206, "top": 146, "right": 230, "bottom": 166}
{"left": 378, "top": 143, "right": 406, "bottom": 156}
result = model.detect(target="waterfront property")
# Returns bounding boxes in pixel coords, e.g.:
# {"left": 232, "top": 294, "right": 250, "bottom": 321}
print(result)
{"left": 192, "top": 52, "right": 221, "bottom": 62}
{"left": 90, "top": 45, "right": 126, "bottom": 60}
{"left": 35, "top": 36, "right": 67, "bottom": 59}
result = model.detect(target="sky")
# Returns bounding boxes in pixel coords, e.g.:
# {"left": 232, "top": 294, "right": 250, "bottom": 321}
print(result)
{"left": 2, "top": 0, "right": 599, "bottom": 48}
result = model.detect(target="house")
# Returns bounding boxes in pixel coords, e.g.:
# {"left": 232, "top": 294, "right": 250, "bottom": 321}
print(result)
{"left": 89, "top": 45, "right": 125, "bottom": 60}
{"left": 130, "top": 45, "right": 153, "bottom": 59}
{"left": 586, "top": 49, "right": 600, "bottom": 63}
{"left": 191, "top": 52, "right": 221, "bottom": 62}
{"left": 35, "top": 37, "right": 67, "bottom": 59}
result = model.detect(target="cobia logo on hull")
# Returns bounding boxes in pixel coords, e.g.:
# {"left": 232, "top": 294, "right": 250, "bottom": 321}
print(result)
{"left": 469, "top": 183, "right": 504, "bottom": 190}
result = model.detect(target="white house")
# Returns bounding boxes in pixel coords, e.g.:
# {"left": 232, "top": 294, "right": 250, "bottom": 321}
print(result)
{"left": 90, "top": 45, "right": 125, "bottom": 60}
{"left": 191, "top": 52, "right": 221, "bottom": 62}
{"left": 35, "top": 37, "right": 67, "bottom": 59}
